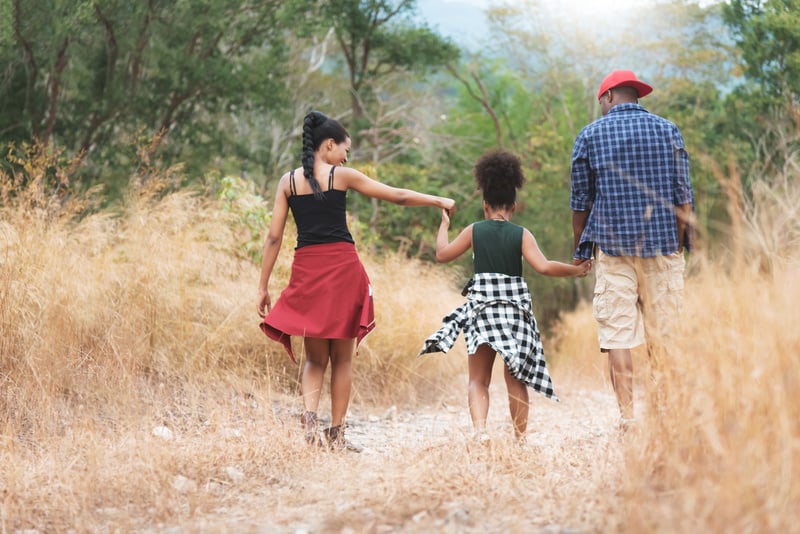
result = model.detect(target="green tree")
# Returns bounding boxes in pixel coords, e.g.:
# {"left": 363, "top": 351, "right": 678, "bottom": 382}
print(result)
{"left": 723, "top": 0, "right": 800, "bottom": 103}
{"left": 1, "top": 0, "right": 291, "bottom": 194}
{"left": 288, "top": 1, "right": 460, "bottom": 238}
{"left": 721, "top": 0, "right": 800, "bottom": 189}
{"left": 316, "top": 0, "right": 459, "bottom": 129}
{"left": 434, "top": 56, "right": 583, "bottom": 322}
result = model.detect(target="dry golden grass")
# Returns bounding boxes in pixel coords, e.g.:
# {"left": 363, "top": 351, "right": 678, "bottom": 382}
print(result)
{"left": 624, "top": 259, "right": 800, "bottom": 532}
{"left": 355, "top": 252, "right": 466, "bottom": 406}
{"left": 1, "top": 148, "right": 798, "bottom": 532}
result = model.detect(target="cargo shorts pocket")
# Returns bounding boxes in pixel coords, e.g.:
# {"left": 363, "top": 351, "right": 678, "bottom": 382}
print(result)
{"left": 668, "top": 276, "right": 684, "bottom": 292}
{"left": 656, "top": 275, "right": 684, "bottom": 293}
{"left": 592, "top": 278, "right": 611, "bottom": 324}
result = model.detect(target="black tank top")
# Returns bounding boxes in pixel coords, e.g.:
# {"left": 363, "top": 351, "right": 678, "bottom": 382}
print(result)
{"left": 288, "top": 167, "right": 354, "bottom": 249}
{"left": 472, "top": 220, "right": 523, "bottom": 276}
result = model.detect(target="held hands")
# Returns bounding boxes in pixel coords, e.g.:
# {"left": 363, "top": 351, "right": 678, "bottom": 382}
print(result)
{"left": 440, "top": 207, "right": 451, "bottom": 227}
{"left": 572, "top": 257, "right": 593, "bottom": 278}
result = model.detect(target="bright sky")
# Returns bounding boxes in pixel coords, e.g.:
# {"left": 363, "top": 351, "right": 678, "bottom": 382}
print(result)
{"left": 444, "top": 0, "right": 720, "bottom": 12}
{"left": 428, "top": 0, "right": 660, "bottom": 49}
{"left": 443, "top": 0, "right": 653, "bottom": 16}
{"left": 446, "top": 0, "right": 647, "bottom": 6}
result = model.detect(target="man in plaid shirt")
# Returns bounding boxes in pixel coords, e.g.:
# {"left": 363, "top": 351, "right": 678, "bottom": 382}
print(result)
{"left": 570, "top": 70, "right": 694, "bottom": 429}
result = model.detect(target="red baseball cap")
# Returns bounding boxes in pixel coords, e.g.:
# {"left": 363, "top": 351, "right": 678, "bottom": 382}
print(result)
{"left": 597, "top": 70, "right": 653, "bottom": 100}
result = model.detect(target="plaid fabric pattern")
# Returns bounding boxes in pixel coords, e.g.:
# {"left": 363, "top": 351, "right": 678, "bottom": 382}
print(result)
{"left": 418, "top": 273, "right": 557, "bottom": 401}
{"left": 570, "top": 103, "right": 694, "bottom": 259}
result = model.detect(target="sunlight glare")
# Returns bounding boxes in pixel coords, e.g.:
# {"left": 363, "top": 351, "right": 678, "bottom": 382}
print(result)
{"left": 444, "top": 0, "right": 656, "bottom": 17}
{"left": 546, "top": 0, "right": 649, "bottom": 16}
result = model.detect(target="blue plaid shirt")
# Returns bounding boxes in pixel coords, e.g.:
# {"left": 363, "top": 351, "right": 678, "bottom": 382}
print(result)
{"left": 570, "top": 103, "right": 693, "bottom": 259}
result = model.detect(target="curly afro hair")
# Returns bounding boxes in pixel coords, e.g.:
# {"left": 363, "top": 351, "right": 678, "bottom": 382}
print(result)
{"left": 473, "top": 149, "right": 525, "bottom": 208}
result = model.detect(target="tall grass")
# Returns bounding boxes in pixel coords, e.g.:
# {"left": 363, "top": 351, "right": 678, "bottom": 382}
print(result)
{"left": 0, "top": 145, "right": 464, "bottom": 530}
{"left": 1, "top": 141, "right": 798, "bottom": 531}
{"left": 620, "top": 162, "right": 800, "bottom": 532}
{"left": 621, "top": 258, "right": 800, "bottom": 532}
{"left": 0, "top": 146, "right": 464, "bottom": 398}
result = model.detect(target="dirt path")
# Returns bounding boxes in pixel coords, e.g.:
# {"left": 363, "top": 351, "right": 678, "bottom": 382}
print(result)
{"left": 346, "top": 384, "right": 621, "bottom": 455}
{"left": 182, "top": 380, "right": 628, "bottom": 533}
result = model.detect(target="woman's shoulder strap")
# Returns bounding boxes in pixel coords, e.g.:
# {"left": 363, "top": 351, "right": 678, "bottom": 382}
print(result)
{"left": 289, "top": 169, "right": 296, "bottom": 196}
{"left": 328, "top": 166, "right": 335, "bottom": 190}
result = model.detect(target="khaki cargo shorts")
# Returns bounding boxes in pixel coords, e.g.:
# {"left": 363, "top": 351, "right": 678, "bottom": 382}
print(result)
{"left": 593, "top": 249, "right": 685, "bottom": 351}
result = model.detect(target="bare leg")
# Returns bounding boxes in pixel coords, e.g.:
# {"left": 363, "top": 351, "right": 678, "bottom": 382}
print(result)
{"left": 503, "top": 365, "right": 529, "bottom": 439}
{"left": 329, "top": 338, "right": 356, "bottom": 427}
{"left": 302, "top": 338, "right": 330, "bottom": 414}
{"left": 468, "top": 344, "right": 496, "bottom": 433}
{"left": 608, "top": 348, "right": 634, "bottom": 420}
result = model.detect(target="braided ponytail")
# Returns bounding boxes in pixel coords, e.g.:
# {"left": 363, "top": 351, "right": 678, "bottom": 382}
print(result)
{"left": 301, "top": 110, "right": 350, "bottom": 199}
{"left": 302, "top": 111, "right": 326, "bottom": 197}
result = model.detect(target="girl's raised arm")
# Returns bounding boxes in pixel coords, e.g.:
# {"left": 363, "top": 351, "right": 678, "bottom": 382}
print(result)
{"left": 436, "top": 208, "right": 472, "bottom": 263}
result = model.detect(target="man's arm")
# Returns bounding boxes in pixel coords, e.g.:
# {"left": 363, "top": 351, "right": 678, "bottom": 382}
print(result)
{"left": 675, "top": 203, "right": 692, "bottom": 252}
{"left": 572, "top": 210, "right": 590, "bottom": 262}
{"left": 570, "top": 132, "right": 594, "bottom": 261}
{"left": 672, "top": 129, "right": 693, "bottom": 252}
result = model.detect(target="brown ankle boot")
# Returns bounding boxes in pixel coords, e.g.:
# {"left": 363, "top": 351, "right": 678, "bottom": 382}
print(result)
{"left": 323, "top": 424, "right": 363, "bottom": 453}
{"left": 300, "top": 411, "right": 320, "bottom": 446}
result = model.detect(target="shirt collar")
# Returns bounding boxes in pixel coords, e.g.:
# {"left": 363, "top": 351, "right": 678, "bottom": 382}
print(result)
{"left": 607, "top": 102, "right": 647, "bottom": 115}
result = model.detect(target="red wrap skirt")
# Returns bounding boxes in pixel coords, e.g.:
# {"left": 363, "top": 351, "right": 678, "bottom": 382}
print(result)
{"left": 260, "top": 242, "right": 375, "bottom": 363}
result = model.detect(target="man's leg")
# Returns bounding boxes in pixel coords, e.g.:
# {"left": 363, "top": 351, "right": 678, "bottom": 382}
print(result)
{"left": 608, "top": 348, "right": 634, "bottom": 420}
{"left": 641, "top": 251, "right": 686, "bottom": 414}
{"left": 594, "top": 251, "right": 643, "bottom": 424}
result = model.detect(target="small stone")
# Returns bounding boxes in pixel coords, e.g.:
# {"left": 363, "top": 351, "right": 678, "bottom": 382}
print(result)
{"left": 152, "top": 426, "right": 173, "bottom": 440}
{"left": 383, "top": 405, "right": 397, "bottom": 420}
{"left": 225, "top": 466, "right": 244, "bottom": 482}
{"left": 172, "top": 475, "right": 196, "bottom": 493}
{"left": 222, "top": 428, "right": 243, "bottom": 438}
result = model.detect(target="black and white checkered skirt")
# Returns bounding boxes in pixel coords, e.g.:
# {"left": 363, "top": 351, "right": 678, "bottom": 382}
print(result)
{"left": 419, "top": 273, "right": 557, "bottom": 401}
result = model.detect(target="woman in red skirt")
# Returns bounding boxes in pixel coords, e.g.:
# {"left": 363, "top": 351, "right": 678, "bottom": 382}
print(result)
{"left": 257, "top": 110, "right": 455, "bottom": 451}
